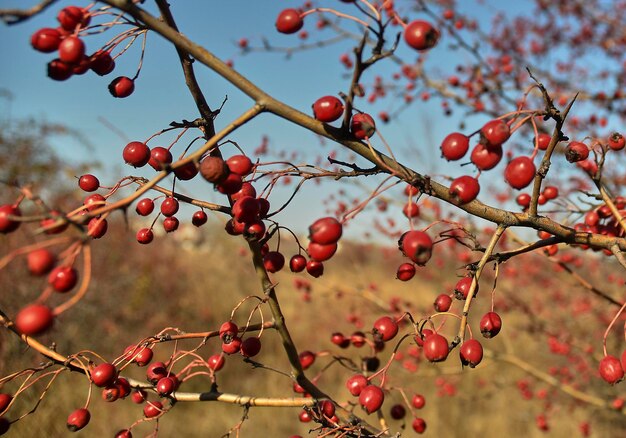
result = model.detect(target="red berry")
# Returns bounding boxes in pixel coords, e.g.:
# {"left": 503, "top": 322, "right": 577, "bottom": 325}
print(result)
{"left": 131, "top": 389, "right": 147, "bottom": 404}
{"left": 0, "top": 394, "right": 12, "bottom": 412}
{"left": 163, "top": 216, "right": 179, "bottom": 233}
{"left": 449, "top": 175, "right": 480, "bottom": 204}
{"left": 373, "top": 316, "right": 398, "bottom": 342}
{"left": 350, "top": 113, "right": 376, "bottom": 139}
{"left": 454, "top": 276, "right": 474, "bottom": 300}
{"left": 318, "top": 400, "right": 335, "bottom": 418}
{"left": 289, "top": 254, "right": 307, "bottom": 272}
{"left": 47, "top": 58, "right": 73, "bottom": 81}
{"left": 312, "top": 96, "right": 344, "bottom": 123}
{"left": 599, "top": 355, "right": 624, "bottom": 384}
{"left": 216, "top": 173, "right": 243, "bottom": 195}
{"left": 173, "top": 161, "right": 198, "bottom": 181}
{"left": 543, "top": 186, "right": 559, "bottom": 200}
{"left": 219, "top": 321, "right": 238, "bottom": 340}
{"left": 115, "top": 430, "right": 132, "bottom": 438}
{"left": 148, "top": 147, "right": 173, "bottom": 171}
{"left": 306, "top": 260, "right": 324, "bottom": 277}
{"left": 136, "top": 228, "right": 154, "bottom": 244}
{"left": 471, "top": 143, "right": 503, "bottom": 170}
{"left": 307, "top": 242, "right": 338, "bottom": 262}
{"left": 160, "top": 197, "right": 179, "bottom": 217}
{"left": 27, "top": 249, "right": 56, "bottom": 276}
{"left": 226, "top": 155, "right": 254, "bottom": 176}
{"left": 275, "top": 9, "right": 304, "bottom": 34}
{"left": 402, "top": 202, "right": 420, "bottom": 218}
{"left": 90, "top": 50, "right": 115, "bottom": 76}
{"left": 102, "top": 385, "right": 120, "bottom": 402}
{"left": 31, "top": 28, "right": 62, "bottom": 53}
{"left": 123, "top": 141, "right": 150, "bottom": 167}
{"left": 91, "top": 363, "right": 117, "bottom": 387}
{"left": 84, "top": 193, "right": 106, "bottom": 212}
{"left": 390, "top": 404, "right": 406, "bottom": 419}
{"left": 143, "top": 401, "right": 163, "bottom": 418}
{"left": 536, "top": 133, "right": 551, "bottom": 150}
{"left": 440, "top": 132, "right": 470, "bottom": 161}
{"left": 57, "top": 6, "right": 90, "bottom": 31}
{"left": 309, "top": 217, "right": 342, "bottom": 244}
{"left": 566, "top": 141, "right": 589, "bottom": 163}
{"left": 359, "top": 385, "right": 384, "bottom": 414}
{"left": 480, "top": 311, "right": 502, "bottom": 338}
{"left": 516, "top": 193, "right": 531, "bottom": 208}
{"left": 66, "top": 408, "right": 91, "bottom": 432}
{"left": 199, "top": 156, "right": 229, "bottom": 183}
{"left": 480, "top": 119, "right": 510, "bottom": 147}
{"left": 157, "top": 377, "right": 176, "bottom": 396}
{"left": 58, "top": 36, "right": 85, "bottom": 64}
{"left": 232, "top": 196, "right": 259, "bottom": 223}
{"left": 48, "top": 266, "right": 78, "bottom": 292}
{"left": 460, "top": 339, "right": 484, "bottom": 368}
{"left": 398, "top": 230, "right": 433, "bottom": 265}
{"left": 404, "top": 20, "right": 440, "bottom": 51}
{"left": 78, "top": 174, "right": 99, "bottom": 192}
{"left": 135, "top": 198, "right": 155, "bottom": 216}
{"left": 146, "top": 361, "right": 168, "bottom": 384}
{"left": 108, "top": 76, "right": 135, "bottom": 98}
{"left": 608, "top": 132, "right": 625, "bottom": 151}
{"left": 222, "top": 336, "right": 242, "bottom": 355}
{"left": 346, "top": 374, "right": 368, "bottom": 396}
{"left": 299, "top": 351, "right": 316, "bottom": 370}
{"left": 240, "top": 337, "right": 262, "bottom": 357}
{"left": 14, "top": 304, "right": 54, "bottom": 336}
{"left": 396, "top": 262, "right": 416, "bottom": 281}
{"left": 504, "top": 156, "right": 536, "bottom": 189}
{"left": 192, "top": 210, "right": 208, "bottom": 227}
{"left": 207, "top": 354, "right": 225, "bottom": 371}
{"left": 412, "top": 394, "right": 426, "bottom": 409}
{"left": 125, "top": 345, "right": 153, "bottom": 366}
{"left": 87, "top": 217, "right": 108, "bottom": 239}
{"left": 412, "top": 418, "right": 427, "bottom": 434}
{"left": 422, "top": 333, "right": 449, "bottom": 362}
{"left": 263, "top": 251, "right": 285, "bottom": 273}
{"left": 434, "top": 293, "right": 452, "bottom": 312}
{"left": 0, "top": 204, "right": 21, "bottom": 234}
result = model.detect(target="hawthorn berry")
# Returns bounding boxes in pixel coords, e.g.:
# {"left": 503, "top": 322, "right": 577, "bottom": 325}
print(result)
{"left": 27, "top": 249, "right": 56, "bottom": 276}
{"left": 0, "top": 204, "right": 21, "bottom": 234}
{"left": 116, "top": 377, "right": 131, "bottom": 399}
{"left": 47, "top": 58, "right": 73, "bottom": 81}
{"left": 599, "top": 355, "right": 624, "bottom": 384}
{"left": 299, "top": 351, "right": 316, "bottom": 370}
{"left": 404, "top": 20, "right": 440, "bottom": 51}
{"left": 163, "top": 216, "right": 179, "bottom": 233}
{"left": 309, "top": 217, "right": 342, "bottom": 244}
{"left": 232, "top": 196, "right": 259, "bottom": 223}
{"left": 372, "top": 316, "right": 398, "bottom": 342}
{"left": 440, "top": 132, "right": 469, "bottom": 161}
{"left": 160, "top": 197, "right": 179, "bottom": 217}
{"left": 565, "top": 141, "right": 589, "bottom": 163}
{"left": 123, "top": 141, "right": 150, "bottom": 167}
{"left": 115, "top": 430, "right": 132, "bottom": 438}
{"left": 0, "top": 394, "right": 12, "bottom": 412}
{"left": 226, "top": 155, "right": 254, "bottom": 176}
{"left": 275, "top": 9, "right": 304, "bottom": 34}
{"left": 449, "top": 175, "right": 480, "bottom": 204}
{"left": 90, "top": 50, "right": 115, "bottom": 76}
{"left": 58, "top": 36, "right": 85, "bottom": 64}
{"left": 146, "top": 361, "right": 168, "bottom": 384}
{"left": 307, "top": 242, "right": 338, "bottom": 262}
{"left": 199, "top": 156, "right": 229, "bottom": 183}
{"left": 143, "top": 401, "right": 163, "bottom": 418}
{"left": 412, "top": 394, "right": 426, "bottom": 409}
{"left": 102, "top": 385, "right": 120, "bottom": 402}
{"left": 359, "top": 385, "right": 384, "bottom": 414}
{"left": 516, "top": 193, "right": 531, "bottom": 208}
{"left": 78, "top": 174, "right": 99, "bottom": 192}
{"left": 222, "top": 336, "right": 242, "bottom": 355}
{"left": 536, "top": 133, "right": 551, "bottom": 150}
{"left": 312, "top": 96, "right": 344, "bottom": 123}
{"left": 14, "top": 304, "right": 54, "bottom": 336}
{"left": 108, "top": 76, "right": 135, "bottom": 98}
{"left": 402, "top": 202, "right": 420, "bottom": 218}
{"left": 480, "top": 119, "right": 510, "bottom": 147}
{"left": 136, "top": 228, "right": 154, "bottom": 244}
{"left": 434, "top": 293, "right": 452, "bottom": 312}
{"left": 453, "top": 276, "right": 474, "bottom": 300}
{"left": 398, "top": 230, "right": 433, "bottom": 265}
{"left": 216, "top": 172, "right": 243, "bottom": 195}
{"left": 240, "top": 337, "right": 262, "bottom": 357}
{"left": 306, "top": 260, "right": 324, "bottom": 277}
{"left": 608, "top": 132, "right": 625, "bottom": 151}
{"left": 131, "top": 389, "right": 147, "bottom": 404}
{"left": 157, "top": 377, "right": 176, "bottom": 396}
{"left": 422, "top": 333, "right": 449, "bottom": 362}
{"left": 346, "top": 374, "right": 368, "bottom": 396}
{"left": 192, "top": 210, "right": 208, "bottom": 227}
{"left": 480, "top": 311, "right": 502, "bottom": 338}
{"left": 264, "top": 251, "right": 285, "bottom": 273}
{"left": 543, "top": 186, "right": 559, "bottom": 200}
{"left": 57, "top": 6, "right": 90, "bottom": 31}
{"left": 390, "top": 404, "right": 406, "bottom": 420}
{"left": 471, "top": 143, "right": 503, "bottom": 170}
{"left": 350, "top": 113, "right": 376, "bottom": 139}
{"left": 396, "top": 262, "right": 416, "bottom": 281}
{"left": 66, "top": 408, "right": 91, "bottom": 432}
{"left": 87, "top": 217, "right": 108, "bottom": 239}
{"left": 31, "top": 28, "right": 62, "bottom": 53}
{"left": 48, "top": 266, "right": 78, "bottom": 293}
{"left": 504, "top": 156, "right": 536, "bottom": 189}
{"left": 207, "top": 354, "right": 225, "bottom": 371}
{"left": 289, "top": 254, "right": 307, "bottom": 272}
{"left": 135, "top": 198, "right": 155, "bottom": 216}
{"left": 412, "top": 418, "right": 427, "bottom": 434}
{"left": 460, "top": 339, "right": 484, "bottom": 368}
{"left": 91, "top": 363, "right": 117, "bottom": 387}
{"left": 173, "top": 160, "right": 199, "bottom": 181}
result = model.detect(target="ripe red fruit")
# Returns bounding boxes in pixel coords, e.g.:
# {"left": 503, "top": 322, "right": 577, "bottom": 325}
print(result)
{"left": 480, "top": 119, "right": 510, "bottom": 146}
{"left": 318, "top": 400, "right": 335, "bottom": 418}
{"left": 536, "top": 133, "right": 551, "bottom": 150}
{"left": 516, "top": 193, "right": 531, "bottom": 208}
{"left": 434, "top": 293, "right": 452, "bottom": 312}
{"left": 31, "top": 28, "right": 62, "bottom": 53}
{"left": 396, "top": 262, "right": 416, "bottom": 281}
{"left": 27, "top": 249, "right": 56, "bottom": 276}
{"left": 309, "top": 217, "right": 342, "bottom": 244}
{"left": 219, "top": 321, "right": 238, "bottom": 340}
{"left": 306, "top": 260, "right": 324, "bottom": 277}
{"left": 232, "top": 196, "right": 259, "bottom": 223}
{"left": 373, "top": 316, "right": 398, "bottom": 342}
{"left": 299, "top": 351, "right": 316, "bottom": 370}
{"left": 108, "top": 76, "right": 135, "bottom": 98}
{"left": 359, "top": 385, "right": 384, "bottom": 414}
{"left": 78, "top": 174, "right": 99, "bottom": 192}
{"left": 312, "top": 96, "right": 344, "bottom": 123}
{"left": 480, "top": 311, "right": 502, "bottom": 338}
{"left": 331, "top": 332, "right": 350, "bottom": 348}
{"left": 440, "top": 132, "right": 470, "bottom": 161}
{"left": 449, "top": 175, "right": 480, "bottom": 204}
{"left": 275, "top": 9, "right": 304, "bottom": 34}
{"left": 199, "top": 156, "right": 229, "bottom": 183}
{"left": 422, "top": 333, "right": 449, "bottom": 362}
{"left": 174, "top": 160, "right": 199, "bottom": 181}
{"left": 404, "top": 20, "right": 440, "bottom": 51}
{"left": 90, "top": 50, "right": 115, "bottom": 76}
{"left": 566, "top": 141, "right": 589, "bottom": 162}
{"left": 125, "top": 345, "right": 153, "bottom": 366}
{"left": 66, "top": 408, "right": 91, "bottom": 432}
{"left": 454, "top": 276, "right": 474, "bottom": 300}
{"left": 115, "top": 429, "right": 132, "bottom": 438}
{"left": 0, "top": 204, "right": 21, "bottom": 234}
{"left": 102, "top": 385, "right": 120, "bottom": 402}
{"left": 160, "top": 197, "right": 179, "bottom": 217}
{"left": 402, "top": 202, "right": 420, "bottom": 218}
{"left": 143, "top": 400, "right": 163, "bottom": 418}
{"left": 471, "top": 143, "right": 503, "bottom": 170}
{"left": 504, "top": 156, "right": 536, "bottom": 189}
{"left": 289, "top": 254, "right": 307, "bottom": 272}
{"left": 192, "top": 210, "right": 208, "bottom": 227}
{"left": 91, "top": 363, "right": 117, "bottom": 387}
{"left": 47, "top": 58, "right": 73, "bottom": 81}
{"left": 136, "top": 228, "right": 154, "bottom": 244}
{"left": 390, "top": 404, "right": 406, "bottom": 419}
{"left": 146, "top": 361, "right": 168, "bottom": 384}
{"left": 216, "top": 172, "right": 243, "bottom": 195}
{"left": 135, "top": 198, "right": 155, "bottom": 216}
{"left": 148, "top": 147, "right": 173, "bottom": 171}
{"left": 263, "top": 251, "right": 285, "bottom": 273}
{"left": 398, "top": 230, "right": 433, "bottom": 265}
{"left": 608, "top": 132, "right": 625, "bottom": 151}
{"left": 543, "top": 186, "right": 559, "bottom": 200}
{"left": 87, "top": 217, "right": 108, "bottom": 239}
{"left": 231, "top": 182, "right": 257, "bottom": 202}
{"left": 460, "top": 339, "right": 484, "bottom": 368}
{"left": 307, "top": 242, "right": 338, "bottom": 262}
{"left": 14, "top": 304, "right": 54, "bottom": 336}
{"left": 123, "top": 141, "right": 150, "bottom": 167}
{"left": 412, "top": 417, "right": 427, "bottom": 434}
{"left": 240, "top": 337, "right": 262, "bottom": 357}
{"left": 226, "top": 155, "right": 254, "bottom": 176}
{"left": 350, "top": 113, "right": 376, "bottom": 139}
{"left": 84, "top": 193, "right": 106, "bottom": 212}
{"left": 346, "top": 374, "right": 368, "bottom": 396}
{"left": 412, "top": 394, "right": 426, "bottom": 409}
{"left": 131, "top": 389, "right": 147, "bottom": 404}
{"left": 58, "top": 36, "right": 85, "bottom": 64}
{"left": 157, "top": 377, "right": 176, "bottom": 396}
{"left": 207, "top": 354, "right": 225, "bottom": 371}
{"left": 48, "top": 266, "right": 78, "bottom": 293}
{"left": 222, "top": 336, "right": 242, "bottom": 354}
{"left": 57, "top": 6, "right": 90, "bottom": 30}
{"left": 163, "top": 216, "right": 179, "bottom": 233}
{"left": 599, "top": 355, "right": 624, "bottom": 384}
{"left": 0, "top": 393, "right": 12, "bottom": 412}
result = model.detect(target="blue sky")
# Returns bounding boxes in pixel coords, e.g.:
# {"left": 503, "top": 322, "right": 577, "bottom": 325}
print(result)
{"left": 0, "top": 1, "right": 541, "bottom": 239}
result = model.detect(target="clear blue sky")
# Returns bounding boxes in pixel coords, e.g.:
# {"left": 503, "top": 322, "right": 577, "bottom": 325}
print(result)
{"left": 0, "top": 1, "right": 540, "bottom": 239}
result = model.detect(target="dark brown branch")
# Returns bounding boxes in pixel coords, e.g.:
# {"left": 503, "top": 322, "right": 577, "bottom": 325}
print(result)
{"left": 0, "top": 0, "right": 56, "bottom": 24}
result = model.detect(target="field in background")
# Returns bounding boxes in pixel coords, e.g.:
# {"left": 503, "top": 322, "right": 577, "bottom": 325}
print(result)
{"left": 1, "top": 219, "right": 626, "bottom": 437}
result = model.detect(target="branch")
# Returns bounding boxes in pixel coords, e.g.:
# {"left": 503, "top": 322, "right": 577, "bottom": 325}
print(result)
{"left": 0, "top": 0, "right": 56, "bottom": 25}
